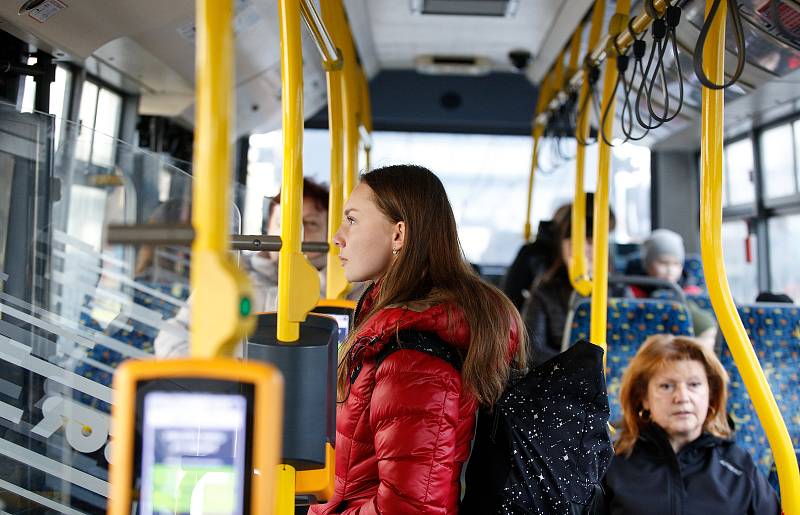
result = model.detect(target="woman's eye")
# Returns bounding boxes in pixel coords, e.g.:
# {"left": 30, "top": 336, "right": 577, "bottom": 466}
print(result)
{"left": 689, "top": 382, "right": 702, "bottom": 388}
{"left": 659, "top": 383, "right": 672, "bottom": 390}
{"left": 346, "top": 216, "right": 356, "bottom": 225}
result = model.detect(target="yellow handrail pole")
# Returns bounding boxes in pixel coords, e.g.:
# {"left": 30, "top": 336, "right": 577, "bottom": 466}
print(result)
{"left": 698, "top": 1, "right": 800, "bottom": 510}
{"left": 523, "top": 72, "right": 554, "bottom": 241}
{"left": 523, "top": 28, "right": 582, "bottom": 242}
{"left": 570, "top": 0, "right": 606, "bottom": 297}
{"left": 567, "top": 23, "right": 584, "bottom": 80}
{"left": 334, "top": 1, "right": 359, "bottom": 196}
{"left": 190, "top": 0, "right": 255, "bottom": 358}
{"left": 359, "top": 67, "right": 373, "bottom": 172}
{"left": 524, "top": 124, "right": 544, "bottom": 241}
{"left": 589, "top": 6, "right": 630, "bottom": 351}
{"left": 321, "top": 2, "right": 349, "bottom": 301}
{"left": 276, "top": 0, "right": 322, "bottom": 343}
{"left": 553, "top": 49, "right": 566, "bottom": 94}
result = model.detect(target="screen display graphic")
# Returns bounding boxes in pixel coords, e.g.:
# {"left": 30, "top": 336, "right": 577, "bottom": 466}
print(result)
{"left": 139, "top": 392, "right": 247, "bottom": 515}
{"left": 330, "top": 313, "right": 350, "bottom": 344}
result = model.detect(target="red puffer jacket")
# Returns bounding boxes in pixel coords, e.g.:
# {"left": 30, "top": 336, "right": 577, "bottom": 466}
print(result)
{"left": 310, "top": 286, "right": 484, "bottom": 514}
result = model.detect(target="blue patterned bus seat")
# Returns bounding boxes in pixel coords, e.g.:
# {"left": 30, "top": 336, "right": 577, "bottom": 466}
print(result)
{"left": 721, "top": 303, "right": 800, "bottom": 477}
{"left": 74, "top": 281, "right": 189, "bottom": 412}
{"left": 566, "top": 298, "right": 694, "bottom": 422}
{"left": 683, "top": 253, "right": 706, "bottom": 289}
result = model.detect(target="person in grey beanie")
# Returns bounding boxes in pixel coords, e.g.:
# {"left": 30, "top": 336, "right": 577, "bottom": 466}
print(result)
{"left": 633, "top": 229, "right": 717, "bottom": 349}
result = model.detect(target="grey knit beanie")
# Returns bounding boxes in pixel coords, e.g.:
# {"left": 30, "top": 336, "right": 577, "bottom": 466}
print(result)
{"left": 643, "top": 229, "right": 685, "bottom": 267}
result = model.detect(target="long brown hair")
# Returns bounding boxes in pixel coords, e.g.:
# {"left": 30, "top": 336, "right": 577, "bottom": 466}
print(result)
{"left": 337, "top": 165, "right": 528, "bottom": 406}
{"left": 616, "top": 334, "right": 732, "bottom": 456}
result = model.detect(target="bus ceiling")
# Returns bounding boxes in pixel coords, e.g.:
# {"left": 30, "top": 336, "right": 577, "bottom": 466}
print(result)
{"left": 1, "top": 0, "right": 799, "bottom": 145}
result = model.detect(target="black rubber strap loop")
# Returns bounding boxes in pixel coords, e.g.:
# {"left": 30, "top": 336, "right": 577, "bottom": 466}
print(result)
{"left": 693, "top": 0, "right": 747, "bottom": 90}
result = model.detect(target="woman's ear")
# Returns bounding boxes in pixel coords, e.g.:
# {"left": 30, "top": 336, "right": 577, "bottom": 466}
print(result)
{"left": 392, "top": 221, "right": 406, "bottom": 252}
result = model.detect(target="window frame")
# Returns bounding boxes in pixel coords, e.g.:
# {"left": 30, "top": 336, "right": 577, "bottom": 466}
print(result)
{"left": 722, "top": 111, "right": 800, "bottom": 298}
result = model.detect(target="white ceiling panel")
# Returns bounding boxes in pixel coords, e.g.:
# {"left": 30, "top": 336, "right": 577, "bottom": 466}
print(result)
{"left": 364, "top": 0, "right": 562, "bottom": 70}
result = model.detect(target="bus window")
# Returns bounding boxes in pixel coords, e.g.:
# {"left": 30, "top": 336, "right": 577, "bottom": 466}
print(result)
{"left": 724, "top": 139, "right": 756, "bottom": 207}
{"left": 769, "top": 214, "right": 800, "bottom": 302}
{"left": 761, "top": 123, "right": 797, "bottom": 200}
{"left": 722, "top": 220, "right": 759, "bottom": 303}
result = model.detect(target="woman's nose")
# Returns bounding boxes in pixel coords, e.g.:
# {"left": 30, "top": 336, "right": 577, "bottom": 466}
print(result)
{"left": 333, "top": 227, "right": 344, "bottom": 248}
{"left": 673, "top": 383, "right": 690, "bottom": 402}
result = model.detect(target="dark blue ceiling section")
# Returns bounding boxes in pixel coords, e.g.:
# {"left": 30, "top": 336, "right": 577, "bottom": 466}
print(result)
{"left": 306, "top": 70, "right": 539, "bottom": 136}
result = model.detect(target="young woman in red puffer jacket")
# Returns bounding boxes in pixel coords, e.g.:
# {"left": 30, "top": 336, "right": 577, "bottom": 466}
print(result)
{"left": 309, "top": 165, "right": 527, "bottom": 515}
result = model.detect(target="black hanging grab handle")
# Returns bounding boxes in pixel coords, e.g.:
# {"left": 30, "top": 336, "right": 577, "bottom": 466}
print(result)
{"left": 693, "top": 0, "right": 747, "bottom": 90}
{"left": 646, "top": 2, "right": 684, "bottom": 124}
{"left": 620, "top": 19, "right": 652, "bottom": 142}
{"left": 576, "top": 63, "right": 602, "bottom": 147}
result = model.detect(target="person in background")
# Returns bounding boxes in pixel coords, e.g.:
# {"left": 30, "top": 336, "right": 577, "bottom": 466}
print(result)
{"left": 630, "top": 229, "right": 717, "bottom": 346}
{"left": 502, "top": 216, "right": 562, "bottom": 311}
{"left": 154, "top": 178, "right": 359, "bottom": 357}
{"left": 603, "top": 334, "right": 780, "bottom": 515}
{"left": 522, "top": 196, "right": 616, "bottom": 365}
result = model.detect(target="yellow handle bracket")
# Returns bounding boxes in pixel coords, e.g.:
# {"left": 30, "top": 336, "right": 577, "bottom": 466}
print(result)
{"left": 698, "top": 1, "right": 800, "bottom": 512}
{"left": 190, "top": 0, "right": 255, "bottom": 357}
{"left": 277, "top": 0, "right": 322, "bottom": 342}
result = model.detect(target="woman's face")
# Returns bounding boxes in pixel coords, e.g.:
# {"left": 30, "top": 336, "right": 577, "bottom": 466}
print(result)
{"left": 643, "top": 359, "right": 710, "bottom": 452}
{"left": 647, "top": 255, "right": 683, "bottom": 283}
{"left": 333, "top": 183, "right": 403, "bottom": 283}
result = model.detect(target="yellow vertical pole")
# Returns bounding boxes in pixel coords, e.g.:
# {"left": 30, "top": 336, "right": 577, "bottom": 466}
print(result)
{"left": 524, "top": 72, "right": 553, "bottom": 241}
{"left": 524, "top": 124, "right": 544, "bottom": 241}
{"left": 698, "top": 1, "right": 800, "bottom": 510}
{"left": 589, "top": 6, "right": 630, "bottom": 350}
{"left": 360, "top": 67, "right": 373, "bottom": 172}
{"left": 553, "top": 49, "right": 566, "bottom": 92}
{"left": 321, "top": 3, "right": 349, "bottom": 300}
{"left": 190, "top": 0, "right": 255, "bottom": 357}
{"left": 276, "top": 0, "right": 322, "bottom": 342}
{"left": 567, "top": 23, "right": 584, "bottom": 79}
{"left": 335, "top": 1, "right": 359, "bottom": 195}
{"left": 274, "top": 464, "right": 296, "bottom": 514}
{"left": 570, "top": 0, "right": 606, "bottom": 297}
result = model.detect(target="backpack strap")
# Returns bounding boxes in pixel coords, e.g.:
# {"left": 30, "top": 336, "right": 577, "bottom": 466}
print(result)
{"left": 375, "top": 330, "right": 463, "bottom": 372}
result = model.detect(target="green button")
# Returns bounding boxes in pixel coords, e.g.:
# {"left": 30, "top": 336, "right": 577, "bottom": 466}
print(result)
{"left": 239, "top": 296, "right": 252, "bottom": 316}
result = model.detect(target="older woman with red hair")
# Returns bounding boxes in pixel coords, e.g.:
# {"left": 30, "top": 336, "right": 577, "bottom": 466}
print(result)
{"left": 603, "top": 334, "right": 779, "bottom": 515}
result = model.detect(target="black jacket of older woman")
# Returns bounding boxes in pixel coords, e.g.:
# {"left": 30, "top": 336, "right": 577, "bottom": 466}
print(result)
{"left": 603, "top": 424, "right": 780, "bottom": 515}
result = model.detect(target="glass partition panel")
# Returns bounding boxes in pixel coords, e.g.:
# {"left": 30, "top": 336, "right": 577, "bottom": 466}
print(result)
{"left": 0, "top": 102, "right": 243, "bottom": 514}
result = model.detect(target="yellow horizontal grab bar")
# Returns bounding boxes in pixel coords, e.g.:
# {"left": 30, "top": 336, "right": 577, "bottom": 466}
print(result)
{"left": 299, "top": 0, "right": 342, "bottom": 70}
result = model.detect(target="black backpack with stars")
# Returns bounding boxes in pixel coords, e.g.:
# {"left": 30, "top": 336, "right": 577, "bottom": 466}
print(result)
{"left": 461, "top": 339, "right": 613, "bottom": 515}
{"left": 378, "top": 334, "right": 613, "bottom": 514}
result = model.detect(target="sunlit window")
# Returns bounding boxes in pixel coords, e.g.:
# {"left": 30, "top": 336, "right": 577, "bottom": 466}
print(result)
{"left": 722, "top": 220, "right": 758, "bottom": 303}
{"left": 74, "top": 81, "right": 122, "bottom": 167}
{"left": 769, "top": 214, "right": 800, "bottom": 301}
{"left": 50, "top": 65, "right": 71, "bottom": 149}
{"left": 247, "top": 129, "right": 651, "bottom": 266}
{"left": 20, "top": 57, "right": 37, "bottom": 114}
{"left": 723, "top": 139, "right": 756, "bottom": 206}
{"left": 761, "top": 123, "right": 796, "bottom": 200}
